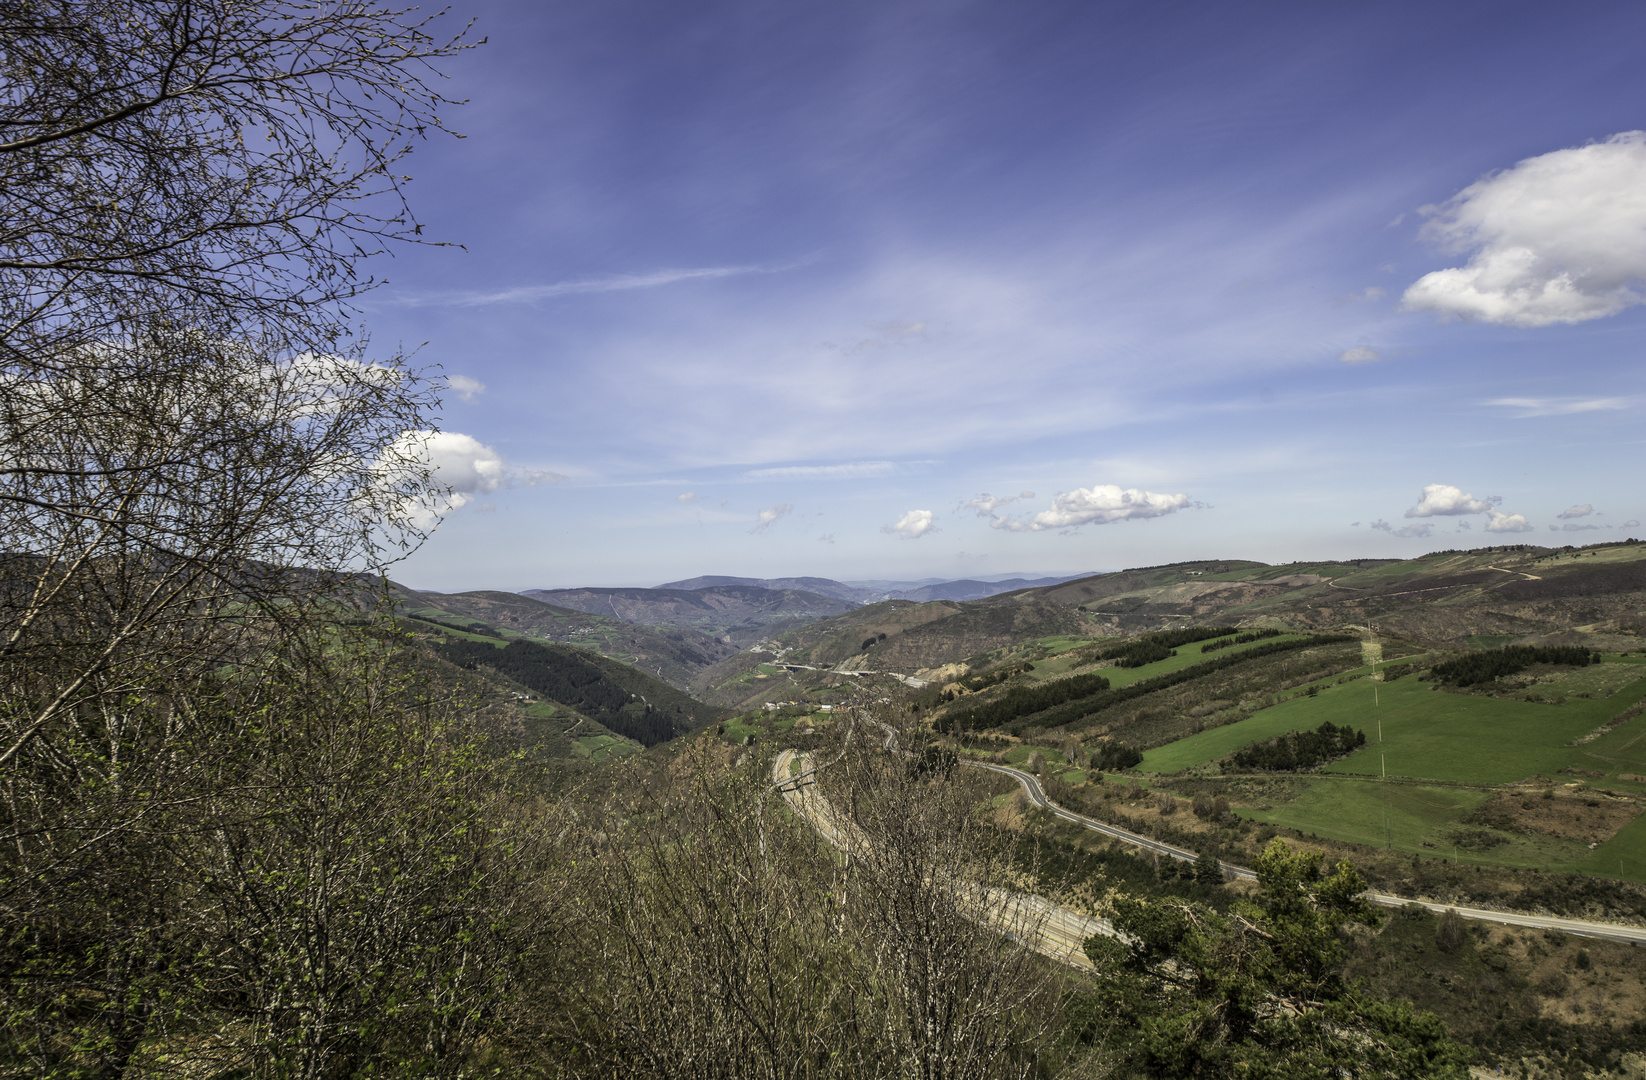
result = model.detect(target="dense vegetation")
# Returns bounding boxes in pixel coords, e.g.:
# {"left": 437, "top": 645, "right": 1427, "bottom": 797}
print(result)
{"left": 1200, "top": 628, "right": 1282, "bottom": 653}
{"left": 935, "top": 672, "right": 1112, "bottom": 732}
{"left": 1227, "top": 721, "right": 1366, "bottom": 771}
{"left": 1095, "top": 626, "right": 1240, "bottom": 667}
{"left": 939, "top": 634, "right": 1350, "bottom": 733}
{"left": 438, "top": 638, "right": 711, "bottom": 746}
{"left": 1427, "top": 645, "right": 1599, "bottom": 687}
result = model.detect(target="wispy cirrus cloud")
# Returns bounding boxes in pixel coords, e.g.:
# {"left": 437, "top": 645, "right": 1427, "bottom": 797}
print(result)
{"left": 1485, "top": 397, "right": 1630, "bottom": 418}
{"left": 744, "top": 461, "right": 901, "bottom": 480}
{"left": 399, "top": 265, "right": 774, "bottom": 308}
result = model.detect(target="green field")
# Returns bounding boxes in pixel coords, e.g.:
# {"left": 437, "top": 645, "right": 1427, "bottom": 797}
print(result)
{"left": 574, "top": 734, "right": 638, "bottom": 762}
{"left": 1025, "top": 633, "right": 1310, "bottom": 686}
{"left": 1142, "top": 660, "right": 1646, "bottom": 785}
{"left": 1139, "top": 656, "right": 1646, "bottom": 880}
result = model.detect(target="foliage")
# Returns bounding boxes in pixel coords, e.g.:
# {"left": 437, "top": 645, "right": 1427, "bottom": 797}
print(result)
{"left": 1201, "top": 628, "right": 1283, "bottom": 653}
{"left": 1227, "top": 721, "right": 1367, "bottom": 772}
{"left": 1427, "top": 646, "right": 1598, "bottom": 687}
{"left": 1074, "top": 841, "right": 1473, "bottom": 1078}
{"left": 941, "top": 634, "right": 1350, "bottom": 733}
{"left": 935, "top": 672, "right": 1112, "bottom": 733}
{"left": 437, "top": 637, "right": 711, "bottom": 746}
{"left": 1093, "top": 742, "right": 1144, "bottom": 771}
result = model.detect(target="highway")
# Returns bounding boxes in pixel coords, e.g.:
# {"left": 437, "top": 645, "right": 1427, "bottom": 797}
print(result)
{"left": 772, "top": 749, "right": 1115, "bottom": 969}
{"left": 970, "top": 759, "right": 1646, "bottom": 946}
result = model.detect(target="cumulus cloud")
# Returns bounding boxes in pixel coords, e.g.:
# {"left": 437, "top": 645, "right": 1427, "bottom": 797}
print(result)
{"left": 965, "top": 493, "right": 1022, "bottom": 516}
{"left": 676, "top": 491, "right": 697, "bottom": 503}
{"left": 883, "top": 509, "right": 937, "bottom": 539}
{"left": 988, "top": 485, "right": 1190, "bottom": 532}
{"left": 1625, "top": 519, "right": 1642, "bottom": 528}
{"left": 1486, "top": 396, "right": 1630, "bottom": 418}
{"left": 385, "top": 431, "right": 503, "bottom": 529}
{"left": 1557, "top": 503, "right": 1595, "bottom": 519}
{"left": 446, "top": 374, "right": 486, "bottom": 403}
{"left": 1405, "top": 483, "right": 1496, "bottom": 518}
{"left": 1561, "top": 523, "right": 1601, "bottom": 532}
{"left": 1403, "top": 131, "right": 1646, "bottom": 326}
{"left": 377, "top": 430, "right": 566, "bottom": 530}
{"left": 1456, "top": 520, "right": 1472, "bottom": 530}
{"left": 1484, "top": 510, "right": 1534, "bottom": 534}
{"left": 751, "top": 503, "right": 793, "bottom": 533}
{"left": 1338, "top": 346, "right": 1382, "bottom": 365}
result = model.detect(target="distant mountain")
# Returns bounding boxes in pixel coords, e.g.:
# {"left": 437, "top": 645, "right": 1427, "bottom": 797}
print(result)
{"left": 653, "top": 575, "right": 879, "bottom": 604}
{"left": 394, "top": 587, "right": 737, "bottom": 689}
{"left": 888, "top": 575, "right": 1095, "bottom": 603}
{"left": 519, "top": 584, "right": 855, "bottom": 641}
{"left": 652, "top": 572, "right": 1095, "bottom": 605}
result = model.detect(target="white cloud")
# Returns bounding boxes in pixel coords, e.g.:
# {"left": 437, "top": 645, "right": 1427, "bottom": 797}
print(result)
{"left": 744, "top": 461, "right": 899, "bottom": 480}
{"left": 417, "top": 265, "right": 771, "bottom": 307}
{"left": 1403, "top": 131, "right": 1646, "bottom": 326}
{"left": 676, "top": 491, "right": 697, "bottom": 503}
{"left": 1625, "top": 519, "right": 1641, "bottom": 528}
{"left": 377, "top": 430, "right": 565, "bottom": 530}
{"left": 1405, "top": 483, "right": 1495, "bottom": 518}
{"left": 990, "top": 484, "right": 1190, "bottom": 532}
{"left": 1557, "top": 504, "right": 1595, "bottom": 519}
{"left": 1485, "top": 510, "right": 1534, "bottom": 534}
{"left": 965, "top": 493, "right": 1020, "bottom": 516}
{"left": 1485, "top": 397, "right": 1630, "bottom": 418}
{"left": 387, "top": 431, "right": 504, "bottom": 529}
{"left": 751, "top": 503, "right": 793, "bottom": 533}
{"left": 1338, "top": 346, "right": 1382, "bottom": 365}
{"left": 446, "top": 374, "right": 486, "bottom": 403}
{"left": 1372, "top": 519, "right": 1433, "bottom": 538}
{"left": 883, "top": 509, "right": 938, "bottom": 539}
{"left": 1561, "top": 522, "right": 1601, "bottom": 532}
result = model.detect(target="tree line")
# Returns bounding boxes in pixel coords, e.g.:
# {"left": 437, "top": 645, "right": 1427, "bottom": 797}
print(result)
{"left": 939, "top": 634, "right": 1351, "bottom": 734}
{"left": 1428, "top": 646, "right": 1600, "bottom": 687}
{"left": 1200, "top": 628, "right": 1283, "bottom": 653}
{"left": 1227, "top": 721, "right": 1367, "bottom": 771}
{"left": 439, "top": 638, "right": 707, "bottom": 747}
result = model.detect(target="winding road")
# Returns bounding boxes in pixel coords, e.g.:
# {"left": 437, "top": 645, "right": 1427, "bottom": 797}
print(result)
{"left": 972, "top": 759, "right": 1646, "bottom": 946}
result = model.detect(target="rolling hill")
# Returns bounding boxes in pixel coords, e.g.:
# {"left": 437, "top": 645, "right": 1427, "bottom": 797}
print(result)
{"left": 519, "top": 583, "right": 855, "bottom": 643}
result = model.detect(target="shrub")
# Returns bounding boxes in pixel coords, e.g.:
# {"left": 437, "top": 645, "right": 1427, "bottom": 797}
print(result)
{"left": 1435, "top": 908, "right": 1467, "bottom": 953}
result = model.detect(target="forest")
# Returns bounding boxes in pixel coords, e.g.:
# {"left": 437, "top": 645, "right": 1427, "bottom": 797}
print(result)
{"left": 1427, "top": 645, "right": 1600, "bottom": 687}
{"left": 1226, "top": 721, "right": 1367, "bottom": 771}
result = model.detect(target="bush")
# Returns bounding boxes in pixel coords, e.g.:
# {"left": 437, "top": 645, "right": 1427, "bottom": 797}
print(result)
{"left": 1192, "top": 793, "right": 1216, "bottom": 818}
{"left": 1436, "top": 908, "right": 1467, "bottom": 953}
{"left": 1227, "top": 722, "right": 1366, "bottom": 772}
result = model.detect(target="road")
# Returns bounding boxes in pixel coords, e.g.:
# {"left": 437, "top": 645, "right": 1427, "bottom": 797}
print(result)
{"left": 969, "top": 760, "right": 1646, "bottom": 945}
{"left": 773, "top": 749, "right": 1114, "bottom": 969}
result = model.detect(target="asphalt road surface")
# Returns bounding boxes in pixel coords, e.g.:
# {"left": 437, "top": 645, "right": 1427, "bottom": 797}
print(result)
{"left": 970, "top": 759, "right": 1646, "bottom": 946}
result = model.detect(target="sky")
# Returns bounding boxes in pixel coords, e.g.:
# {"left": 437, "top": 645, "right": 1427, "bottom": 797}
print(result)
{"left": 368, "top": 0, "right": 1646, "bottom": 591}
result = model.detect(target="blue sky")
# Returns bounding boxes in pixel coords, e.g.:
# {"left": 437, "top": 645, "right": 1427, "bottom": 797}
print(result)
{"left": 373, "top": 0, "right": 1646, "bottom": 590}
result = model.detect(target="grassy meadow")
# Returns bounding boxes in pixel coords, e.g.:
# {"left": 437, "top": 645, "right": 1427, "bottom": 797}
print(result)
{"left": 1138, "top": 654, "right": 1646, "bottom": 880}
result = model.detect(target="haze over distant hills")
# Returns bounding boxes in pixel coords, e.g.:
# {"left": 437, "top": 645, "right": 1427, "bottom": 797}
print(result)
{"left": 650, "top": 572, "right": 1095, "bottom": 605}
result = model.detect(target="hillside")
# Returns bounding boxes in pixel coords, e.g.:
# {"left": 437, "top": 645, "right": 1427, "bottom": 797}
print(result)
{"left": 395, "top": 587, "right": 738, "bottom": 688}
{"left": 1035, "top": 543, "right": 1646, "bottom": 646}
{"left": 519, "top": 583, "right": 855, "bottom": 643}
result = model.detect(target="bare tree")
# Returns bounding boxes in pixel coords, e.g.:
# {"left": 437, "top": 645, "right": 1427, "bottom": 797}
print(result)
{"left": 0, "top": 4, "right": 497, "bottom": 1074}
